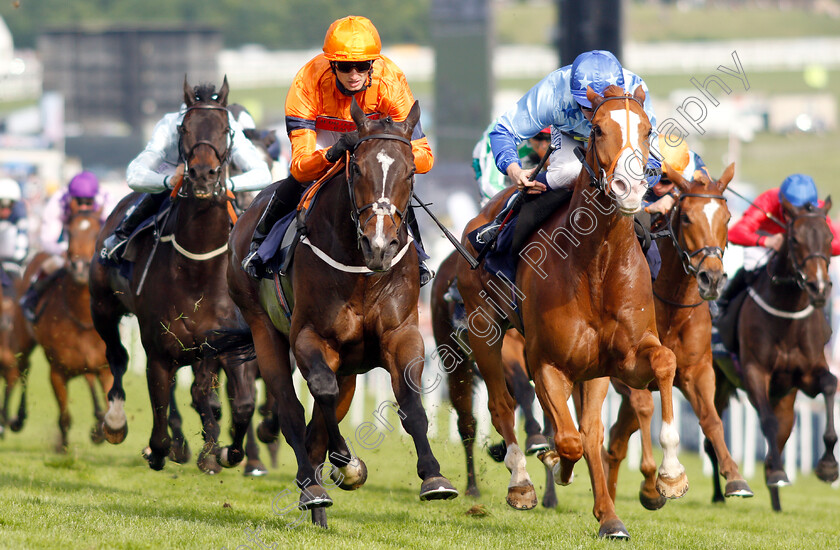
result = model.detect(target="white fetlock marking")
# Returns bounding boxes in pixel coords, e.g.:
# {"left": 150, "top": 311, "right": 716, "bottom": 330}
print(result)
{"left": 340, "top": 457, "right": 364, "bottom": 485}
{"left": 658, "top": 421, "right": 685, "bottom": 478}
{"left": 504, "top": 443, "right": 531, "bottom": 489}
{"left": 104, "top": 398, "right": 126, "bottom": 430}
{"left": 219, "top": 447, "right": 230, "bottom": 467}
{"left": 552, "top": 462, "right": 573, "bottom": 486}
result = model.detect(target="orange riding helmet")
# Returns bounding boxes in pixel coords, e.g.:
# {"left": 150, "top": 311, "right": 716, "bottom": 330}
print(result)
{"left": 323, "top": 16, "right": 382, "bottom": 62}
{"left": 658, "top": 134, "right": 690, "bottom": 174}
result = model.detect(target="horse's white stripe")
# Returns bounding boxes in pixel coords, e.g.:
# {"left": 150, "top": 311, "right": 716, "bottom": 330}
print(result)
{"left": 376, "top": 150, "right": 395, "bottom": 199}
{"left": 703, "top": 200, "right": 721, "bottom": 229}
{"left": 610, "top": 109, "right": 640, "bottom": 150}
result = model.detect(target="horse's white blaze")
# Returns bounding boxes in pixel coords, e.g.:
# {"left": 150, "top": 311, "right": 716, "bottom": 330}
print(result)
{"left": 371, "top": 150, "right": 397, "bottom": 249}
{"left": 658, "top": 421, "right": 685, "bottom": 479}
{"left": 376, "top": 150, "right": 395, "bottom": 199}
{"left": 504, "top": 443, "right": 531, "bottom": 488}
{"left": 703, "top": 200, "right": 721, "bottom": 229}
{"left": 817, "top": 264, "right": 827, "bottom": 293}
{"left": 79, "top": 219, "right": 91, "bottom": 231}
{"left": 374, "top": 215, "right": 386, "bottom": 249}
{"left": 609, "top": 109, "right": 646, "bottom": 213}
{"left": 104, "top": 397, "right": 126, "bottom": 430}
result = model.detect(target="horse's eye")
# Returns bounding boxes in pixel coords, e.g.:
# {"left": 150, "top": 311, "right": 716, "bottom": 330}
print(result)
{"left": 593, "top": 126, "right": 602, "bottom": 137}
{"left": 680, "top": 213, "right": 691, "bottom": 224}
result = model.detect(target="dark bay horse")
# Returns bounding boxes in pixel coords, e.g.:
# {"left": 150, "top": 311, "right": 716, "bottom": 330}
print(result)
{"left": 711, "top": 196, "right": 838, "bottom": 512}
{"left": 430, "top": 250, "right": 555, "bottom": 506}
{"left": 0, "top": 262, "right": 35, "bottom": 437}
{"left": 25, "top": 205, "right": 112, "bottom": 450}
{"left": 223, "top": 98, "right": 457, "bottom": 527}
{"left": 90, "top": 78, "right": 254, "bottom": 473}
{"left": 603, "top": 162, "right": 754, "bottom": 508}
{"left": 456, "top": 85, "right": 688, "bottom": 539}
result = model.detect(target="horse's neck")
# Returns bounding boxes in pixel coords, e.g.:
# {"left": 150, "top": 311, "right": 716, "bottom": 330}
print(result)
{"left": 61, "top": 276, "right": 92, "bottom": 319}
{"left": 308, "top": 175, "right": 372, "bottom": 266}
{"left": 759, "top": 245, "right": 810, "bottom": 308}
{"left": 169, "top": 196, "right": 231, "bottom": 251}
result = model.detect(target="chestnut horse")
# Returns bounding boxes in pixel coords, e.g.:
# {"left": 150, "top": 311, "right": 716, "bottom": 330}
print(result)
{"left": 223, "top": 98, "right": 457, "bottom": 528}
{"left": 430, "top": 250, "right": 556, "bottom": 506}
{"left": 0, "top": 262, "right": 35, "bottom": 437}
{"left": 711, "top": 197, "right": 838, "bottom": 512}
{"left": 24, "top": 206, "right": 112, "bottom": 450}
{"left": 90, "top": 78, "right": 254, "bottom": 473}
{"left": 603, "top": 162, "right": 754, "bottom": 508}
{"left": 456, "top": 86, "right": 688, "bottom": 539}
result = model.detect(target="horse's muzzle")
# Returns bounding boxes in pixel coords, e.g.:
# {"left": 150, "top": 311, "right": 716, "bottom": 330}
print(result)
{"left": 697, "top": 269, "right": 727, "bottom": 301}
{"left": 360, "top": 234, "right": 400, "bottom": 272}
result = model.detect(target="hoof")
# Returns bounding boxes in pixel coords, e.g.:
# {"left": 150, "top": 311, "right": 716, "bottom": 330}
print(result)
{"left": 311, "top": 507, "right": 328, "bottom": 529}
{"left": 102, "top": 421, "right": 127, "bottom": 445}
{"left": 815, "top": 458, "right": 839, "bottom": 483}
{"left": 765, "top": 469, "right": 790, "bottom": 488}
{"left": 198, "top": 443, "right": 222, "bottom": 475}
{"left": 420, "top": 476, "right": 459, "bottom": 501}
{"left": 541, "top": 492, "right": 558, "bottom": 509}
{"left": 640, "top": 482, "right": 667, "bottom": 510}
{"left": 505, "top": 484, "right": 537, "bottom": 510}
{"left": 90, "top": 424, "right": 105, "bottom": 445}
{"left": 244, "top": 460, "right": 268, "bottom": 477}
{"left": 656, "top": 471, "right": 689, "bottom": 499}
{"left": 554, "top": 467, "right": 573, "bottom": 486}
{"left": 217, "top": 446, "right": 245, "bottom": 468}
{"left": 724, "top": 479, "right": 754, "bottom": 498}
{"left": 598, "top": 518, "right": 630, "bottom": 540}
{"left": 332, "top": 457, "right": 368, "bottom": 491}
{"left": 524, "top": 433, "right": 550, "bottom": 455}
{"left": 143, "top": 448, "right": 166, "bottom": 471}
{"left": 256, "top": 420, "right": 279, "bottom": 444}
{"left": 169, "top": 441, "right": 192, "bottom": 464}
{"left": 486, "top": 441, "right": 506, "bottom": 463}
{"left": 300, "top": 485, "right": 332, "bottom": 510}
{"left": 465, "top": 485, "right": 481, "bottom": 498}
{"left": 9, "top": 417, "right": 24, "bottom": 432}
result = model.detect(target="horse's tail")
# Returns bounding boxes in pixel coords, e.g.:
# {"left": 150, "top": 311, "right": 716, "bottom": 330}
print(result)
{"left": 205, "top": 319, "right": 256, "bottom": 363}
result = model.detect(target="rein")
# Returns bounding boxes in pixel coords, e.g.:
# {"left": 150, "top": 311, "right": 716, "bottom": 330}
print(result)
{"left": 767, "top": 211, "right": 830, "bottom": 289}
{"left": 347, "top": 133, "right": 414, "bottom": 248}
{"left": 177, "top": 103, "right": 234, "bottom": 198}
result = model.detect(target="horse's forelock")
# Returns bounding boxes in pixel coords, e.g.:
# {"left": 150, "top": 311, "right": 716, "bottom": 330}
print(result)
{"left": 193, "top": 84, "right": 218, "bottom": 104}
{"left": 602, "top": 85, "right": 628, "bottom": 98}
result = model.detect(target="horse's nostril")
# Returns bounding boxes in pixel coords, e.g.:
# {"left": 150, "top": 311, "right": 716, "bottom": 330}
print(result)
{"left": 698, "top": 271, "right": 711, "bottom": 288}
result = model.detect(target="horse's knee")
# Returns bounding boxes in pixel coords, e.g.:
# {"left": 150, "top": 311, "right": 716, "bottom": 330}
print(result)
{"left": 306, "top": 367, "right": 339, "bottom": 402}
{"left": 231, "top": 401, "right": 255, "bottom": 426}
{"left": 556, "top": 432, "right": 583, "bottom": 462}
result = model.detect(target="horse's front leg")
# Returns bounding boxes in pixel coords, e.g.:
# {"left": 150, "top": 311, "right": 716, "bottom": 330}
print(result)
{"left": 813, "top": 369, "right": 839, "bottom": 483}
{"left": 627, "top": 387, "right": 666, "bottom": 510}
{"left": 382, "top": 326, "right": 458, "bottom": 501}
{"left": 740, "top": 363, "right": 788, "bottom": 488}
{"left": 145, "top": 357, "right": 175, "bottom": 471}
{"left": 636, "top": 339, "right": 689, "bottom": 499}
{"left": 579, "top": 378, "right": 630, "bottom": 539}
{"left": 531, "top": 363, "right": 580, "bottom": 488}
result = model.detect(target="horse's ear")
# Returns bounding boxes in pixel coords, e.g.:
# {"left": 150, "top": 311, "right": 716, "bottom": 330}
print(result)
{"left": 823, "top": 195, "right": 832, "bottom": 214}
{"left": 217, "top": 76, "right": 229, "bottom": 107}
{"left": 402, "top": 100, "right": 421, "bottom": 137}
{"left": 663, "top": 160, "right": 690, "bottom": 194}
{"left": 633, "top": 84, "right": 646, "bottom": 104}
{"left": 183, "top": 75, "right": 194, "bottom": 108}
{"left": 717, "top": 162, "right": 735, "bottom": 192}
{"left": 781, "top": 193, "right": 799, "bottom": 219}
{"left": 350, "top": 97, "right": 369, "bottom": 132}
{"left": 586, "top": 87, "right": 604, "bottom": 110}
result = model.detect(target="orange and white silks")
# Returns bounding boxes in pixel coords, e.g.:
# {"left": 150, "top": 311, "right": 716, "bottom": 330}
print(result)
{"left": 285, "top": 54, "right": 433, "bottom": 182}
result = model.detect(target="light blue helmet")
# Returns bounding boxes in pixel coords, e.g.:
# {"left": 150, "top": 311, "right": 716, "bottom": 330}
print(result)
{"left": 779, "top": 174, "right": 818, "bottom": 207}
{"left": 570, "top": 50, "right": 625, "bottom": 108}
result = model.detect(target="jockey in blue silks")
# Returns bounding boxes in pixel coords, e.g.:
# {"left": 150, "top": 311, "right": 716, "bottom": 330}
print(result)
{"left": 477, "top": 50, "right": 661, "bottom": 245}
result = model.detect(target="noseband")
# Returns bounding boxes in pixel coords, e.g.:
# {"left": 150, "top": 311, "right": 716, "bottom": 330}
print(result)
{"left": 347, "top": 133, "right": 414, "bottom": 247}
{"left": 667, "top": 192, "right": 728, "bottom": 276}
{"left": 177, "top": 104, "right": 234, "bottom": 197}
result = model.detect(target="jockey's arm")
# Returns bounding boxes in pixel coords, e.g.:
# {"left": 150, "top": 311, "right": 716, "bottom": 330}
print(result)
{"left": 227, "top": 125, "right": 272, "bottom": 192}
{"left": 827, "top": 216, "right": 840, "bottom": 256}
{"left": 126, "top": 114, "right": 179, "bottom": 194}
{"left": 39, "top": 193, "right": 66, "bottom": 256}
{"left": 728, "top": 190, "right": 780, "bottom": 247}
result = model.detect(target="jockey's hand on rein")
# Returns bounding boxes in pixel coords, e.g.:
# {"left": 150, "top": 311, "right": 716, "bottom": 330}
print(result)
{"left": 508, "top": 164, "right": 546, "bottom": 194}
{"left": 325, "top": 132, "right": 360, "bottom": 163}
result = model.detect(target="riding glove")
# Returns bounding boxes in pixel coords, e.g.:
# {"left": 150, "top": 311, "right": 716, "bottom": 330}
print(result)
{"left": 325, "top": 132, "right": 360, "bottom": 163}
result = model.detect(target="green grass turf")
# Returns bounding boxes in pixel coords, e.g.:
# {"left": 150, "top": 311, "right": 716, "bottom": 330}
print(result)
{"left": 1, "top": 349, "right": 839, "bottom": 549}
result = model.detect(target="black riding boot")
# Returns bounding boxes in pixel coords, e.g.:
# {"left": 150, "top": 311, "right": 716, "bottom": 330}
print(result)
{"left": 20, "top": 269, "right": 63, "bottom": 323}
{"left": 475, "top": 194, "right": 523, "bottom": 246}
{"left": 406, "top": 207, "right": 433, "bottom": 287}
{"left": 242, "top": 176, "right": 304, "bottom": 279}
{"left": 716, "top": 267, "right": 754, "bottom": 319}
{"left": 100, "top": 193, "right": 163, "bottom": 262}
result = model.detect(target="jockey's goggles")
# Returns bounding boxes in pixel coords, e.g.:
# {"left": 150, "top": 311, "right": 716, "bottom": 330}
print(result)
{"left": 0, "top": 199, "right": 14, "bottom": 209}
{"left": 334, "top": 60, "right": 373, "bottom": 73}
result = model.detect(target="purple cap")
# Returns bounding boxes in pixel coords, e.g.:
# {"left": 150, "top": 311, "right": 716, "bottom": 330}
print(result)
{"left": 68, "top": 171, "right": 99, "bottom": 198}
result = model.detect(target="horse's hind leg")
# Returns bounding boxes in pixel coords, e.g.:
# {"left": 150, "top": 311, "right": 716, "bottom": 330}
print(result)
{"left": 145, "top": 359, "right": 175, "bottom": 471}
{"left": 448, "top": 360, "right": 480, "bottom": 497}
{"left": 191, "top": 364, "right": 223, "bottom": 474}
{"left": 238, "top": 363, "right": 266, "bottom": 476}
{"left": 214, "top": 358, "right": 255, "bottom": 471}
{"left": 638, "top": 342, "right": 688, "bottom": 499}
{"left": 48, "top": 367, "right": 70, "bottom": 452}
{"left": 631, "top": 388, "right": 667, "bottom": 510}
{"left": 505, "top": 352, "right": 547, "bottom": 454}
{"left": 86, "top": 373, "right": 106, "bottom": 444}
{"left": 579, "top": 378, "right": 630, "bottom": 539}
{"left": 813, "top": 369, "right": 838, "bottom": 483}
{"left": 681, "top": 363, "right": 752, "bottom": 498}
{"left": 741, "top": 364, "right": 788, "bottom": 489}
{"left": 706, "top": 369, "right": 737, "bottom": 503}
{"left": 541, "top": 414, "right": 558, "bottom": 509}
{"left": 93, "top": 308, "right": 130, "bottom": 445}
{"left": 603, "top": 389, "right": 643, "bottom": 504}
{"left": 167, "top": 380, "right": 191, "bottom": 464}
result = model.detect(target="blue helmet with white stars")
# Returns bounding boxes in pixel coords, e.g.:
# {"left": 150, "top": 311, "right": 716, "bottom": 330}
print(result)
{"left": 570, "top": 50, "right": 625, "bottom": 108}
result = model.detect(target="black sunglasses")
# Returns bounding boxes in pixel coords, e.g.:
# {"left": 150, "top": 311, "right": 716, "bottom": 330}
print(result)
{"left": 334, "top": 60, "right": 373, "bottom": 73}
{"left": 75, "top": 197, "right": 95, "bottom": 207}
